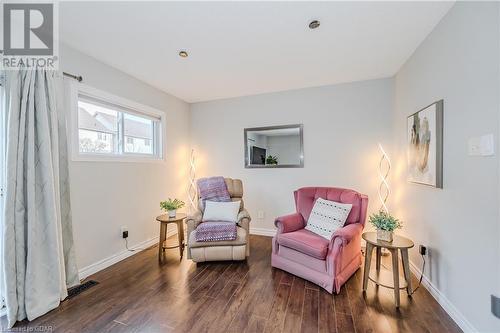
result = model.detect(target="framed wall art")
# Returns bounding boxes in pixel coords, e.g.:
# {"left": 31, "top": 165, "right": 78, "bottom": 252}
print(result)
{"left": 407, "top": 100, "right": 443, "bottom": 188}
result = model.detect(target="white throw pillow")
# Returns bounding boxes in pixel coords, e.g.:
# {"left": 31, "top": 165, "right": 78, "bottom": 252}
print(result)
{"left": 305, "top": 198, "right": 352, "bottom": 240}
{"left": 203, "top": 201, "right": 241, "bottom": 223}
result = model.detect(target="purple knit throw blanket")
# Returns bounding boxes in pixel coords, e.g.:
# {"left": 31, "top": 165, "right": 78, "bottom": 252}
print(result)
{"left": 197, "top": 176, "right": 231, "bottom": 207}
{"left": 195, "top": 221, "right": 237, "bottom": 242}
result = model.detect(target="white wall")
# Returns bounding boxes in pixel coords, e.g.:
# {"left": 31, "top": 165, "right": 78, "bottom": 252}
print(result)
{"left": 60, "top": 45, "right": 191, "bottom": 271}
{"left": 267, "top": 135, "right": 301, "bottom": 165}
{"left": 392, "top": 2, "right": 499, "bottom": 331}
{"left": 190, "top": 78, "right": 393, "bottom": 233}
{"left": 247, "top": 133, "right": 267, "bottom": 149}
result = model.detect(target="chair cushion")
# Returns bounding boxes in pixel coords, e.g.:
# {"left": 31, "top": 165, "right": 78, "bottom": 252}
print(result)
{"left": 277, "top": 229, "right": 330, "bottom": 260}
{"left": 294, "top": 187, "right": 362, "bottom": 225}
{"left": 203, "top": 201, "right": 241, "bottom": 223}
{"left": 189, "top": 226, "right": 247, "bottom": 248}
{"left": 305, "top": 198, "right": 352, "bottom": 240}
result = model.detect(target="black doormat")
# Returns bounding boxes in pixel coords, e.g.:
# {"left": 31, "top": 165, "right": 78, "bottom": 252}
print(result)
{"left": 67, "top": 280, "right": 99, "bottom": 299}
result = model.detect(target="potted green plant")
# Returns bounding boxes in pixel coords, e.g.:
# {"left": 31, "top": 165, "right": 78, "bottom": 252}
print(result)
{"left": 160, "top": 198, "right": 185, "bottom": 218}
{"left": 368, "top": 210, "right": 402, "bottom": 242}
{"left": 266, "top": 155, "right": 278, "bottom": 165}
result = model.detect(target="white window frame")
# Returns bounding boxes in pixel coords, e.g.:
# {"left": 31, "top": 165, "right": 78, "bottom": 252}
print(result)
{"left": 69, "top": 82, "right": 166, "bottom": 163}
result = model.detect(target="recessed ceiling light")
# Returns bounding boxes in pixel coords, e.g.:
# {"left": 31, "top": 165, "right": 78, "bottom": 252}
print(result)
{"left": 179, "top": 50, "right": 188, "bottom": 58}
{"left": 309, "top": 20, "right": 320, "bottom": 30}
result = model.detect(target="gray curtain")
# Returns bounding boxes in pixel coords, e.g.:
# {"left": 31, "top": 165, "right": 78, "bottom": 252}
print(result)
{"left": 3, "top": 69, "right": 79, "bottom": 327}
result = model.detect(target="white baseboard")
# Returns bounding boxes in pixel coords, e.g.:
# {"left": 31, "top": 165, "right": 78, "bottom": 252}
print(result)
{"left": 78, "top": 229, "right": 177, "bottom": 280}
{"left": 250, "top": 227, "right": 276, "bottom": 237}
{"left": 409, "top": 260, "right": 476, "bottom": 333}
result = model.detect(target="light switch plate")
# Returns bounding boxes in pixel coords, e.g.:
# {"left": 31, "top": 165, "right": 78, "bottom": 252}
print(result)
{"left": 468, "top": 137, "right": 481, "bottom": 156}
{"left": 480, "top": 134, "right": 494, "bottom": 156}
{"left": 468, "top": 134, "right": 495, "bottom": 156}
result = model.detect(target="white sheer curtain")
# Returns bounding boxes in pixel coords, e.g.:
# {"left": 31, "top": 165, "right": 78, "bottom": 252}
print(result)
{"left": 0, "top": 75, "right": 6, "bottom": 312}
{"left": 3, "top": 69, "right": 79, "bottom": 327}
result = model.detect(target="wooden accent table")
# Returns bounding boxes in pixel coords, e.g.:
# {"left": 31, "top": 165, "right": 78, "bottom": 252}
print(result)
{"left": 156, "top": 213, "right": 187, "bottom": 261}
{"left": 362, "top": 232, "right": 414, "bottom": 307}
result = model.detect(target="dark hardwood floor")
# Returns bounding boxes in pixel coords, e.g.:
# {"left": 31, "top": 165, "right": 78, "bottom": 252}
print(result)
{"left": 7, "top": 235, "right": 462, "bottom": 333}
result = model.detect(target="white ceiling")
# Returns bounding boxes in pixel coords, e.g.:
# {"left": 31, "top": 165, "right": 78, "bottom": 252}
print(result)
{"left": 60, "top": 1, "right": 454, "bottom": 103}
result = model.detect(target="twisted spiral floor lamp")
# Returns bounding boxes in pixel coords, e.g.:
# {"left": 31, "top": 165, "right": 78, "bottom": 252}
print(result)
{"left": 377, "top": 143, "right": 391, "bottom": 257}
{"left": 378, "top": 143, "right": 391, "bottom": 213}
{"left": 378, "top": 144, "right": 425, "bottom": 294}
{"left": 188, "top": 149, "right": 197, "bottom": 214}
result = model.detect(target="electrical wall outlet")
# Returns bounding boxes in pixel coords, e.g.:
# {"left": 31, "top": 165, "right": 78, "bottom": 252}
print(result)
{"left": 121, "top": 226, "right": 128, "bottom": 239}
{"left": 257, "top": 211, "right": 265, "bottom": 219}
{"left": 419, "top": 245, "right": 427, "bottom": 256}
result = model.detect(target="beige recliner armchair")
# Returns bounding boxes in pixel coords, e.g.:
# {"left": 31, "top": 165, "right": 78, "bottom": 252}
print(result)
{"left": 186, "top": 178, "right": 251, "bottom": 262}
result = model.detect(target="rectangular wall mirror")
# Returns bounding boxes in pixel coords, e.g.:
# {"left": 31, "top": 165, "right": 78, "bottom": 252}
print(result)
{"left": 244, "top": 124, "right": 303, "bottom": 168}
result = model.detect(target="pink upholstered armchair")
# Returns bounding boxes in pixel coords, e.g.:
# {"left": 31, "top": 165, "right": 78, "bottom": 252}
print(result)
{"left": 271, "top": 187, "right": 368, "bottom": 294}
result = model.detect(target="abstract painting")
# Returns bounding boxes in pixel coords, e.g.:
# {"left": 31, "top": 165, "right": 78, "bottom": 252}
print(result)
{"left": 407, "top": 100, "right": 443, "bottom": 188}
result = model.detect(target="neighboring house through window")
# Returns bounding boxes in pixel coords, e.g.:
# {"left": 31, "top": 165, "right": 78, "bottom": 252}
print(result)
{"left": 71, "top": 84, "right": 166, "bottom": 162}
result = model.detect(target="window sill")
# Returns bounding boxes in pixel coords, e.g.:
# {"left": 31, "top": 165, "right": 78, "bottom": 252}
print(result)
{"left": 72, "top": 154, "right": 165, "bottom": 164}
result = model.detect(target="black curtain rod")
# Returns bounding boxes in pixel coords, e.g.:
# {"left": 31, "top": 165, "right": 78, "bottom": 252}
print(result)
{"left": 0, "top": 53, "right": 82, "bottom": 82}
{"left": 63, "top": 72, "right": 83, "bottom": 82}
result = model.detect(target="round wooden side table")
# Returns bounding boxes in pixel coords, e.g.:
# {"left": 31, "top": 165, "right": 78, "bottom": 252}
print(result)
{"left": 362, "top": 232, "right": 414, "bottom": 307}
{"left": 156, "top": 213, "right": 187, "bottom": 261}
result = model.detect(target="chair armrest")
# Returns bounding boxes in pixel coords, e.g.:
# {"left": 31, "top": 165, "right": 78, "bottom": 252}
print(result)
{"left": 329, "top": 223, "right": 363, "bottom": 248}
{"left": 326, "top": 223, "right": 364, "bottom": 277}
{"left": 274, "top": 213, "right": 305, "bottom": 234}
{"left": 186, "top": 209, "right": 203, "bottom": 237}
{"left": 237, "top": 208, "right": 251, "bottom": 224}
{"left": 237, "top": 208, "right": 251, "bottom": 232}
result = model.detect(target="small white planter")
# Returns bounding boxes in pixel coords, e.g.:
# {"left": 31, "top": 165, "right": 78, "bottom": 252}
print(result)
{"left": 168, "top": 209, "right": 177, "bottom": 218}
{"left": 377, "top": 229, "right": 393, "bottom": 242}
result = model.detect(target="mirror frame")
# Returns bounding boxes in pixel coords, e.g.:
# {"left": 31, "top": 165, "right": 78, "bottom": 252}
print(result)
{"left": 244, "top": 124, "right": 304, "bottom": 168}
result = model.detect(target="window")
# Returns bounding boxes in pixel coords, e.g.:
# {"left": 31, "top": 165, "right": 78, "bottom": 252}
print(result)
{"left": 78, "top": 99, "right": 118, "bottom": 154}
{"left": 123, "top": 113, "right": 154, "bottom": 154}
{"left": 71, "top": 84, "right": 165, "bottom": 162}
